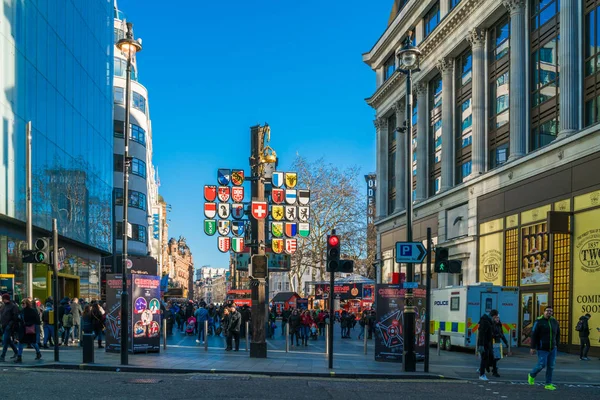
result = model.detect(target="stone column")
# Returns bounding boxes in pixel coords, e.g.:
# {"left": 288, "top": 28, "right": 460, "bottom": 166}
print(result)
{"left": 415, "top": 82, "right": 428, "bottom": 202}
{"left": 468, "top": 28, "right": 487, "bottom": 176}
{"left": 437, "top": 57, "right": 454, "bottom": 192}
{"left": 503, "top": 0, "right": 527, "bottom": 161}
{"left": 393, "top": 99, "right": 406, "bottom": 213}
{"left": 375, "top": 117, "right": 389, "bottom": 218}
{"left": 558, "top": 0, "right": 580, "bottom": 138}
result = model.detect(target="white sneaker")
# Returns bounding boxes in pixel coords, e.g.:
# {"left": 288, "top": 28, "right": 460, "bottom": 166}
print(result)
{"left": 479, "top": 375, "right": 489, "bottom": 381}
{"left": 196, "top": 339, "right": 200, "bottom": 343}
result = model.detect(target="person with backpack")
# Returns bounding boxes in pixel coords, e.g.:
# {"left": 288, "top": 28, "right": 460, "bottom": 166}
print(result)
{"left": 61, "top": 306, "right": 74, "bottom": 346}
{"left": 576, "top": 313, "right": 591, "bottom": 361}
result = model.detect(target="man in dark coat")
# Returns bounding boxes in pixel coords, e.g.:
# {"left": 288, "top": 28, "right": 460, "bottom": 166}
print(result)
{"left": 578, "top": 313, "right": 591, "bottom": 361}
{"left": 528, "top": 306, "right": 560, "bottom": 391}
{"left": 0, "top": 294, "right": 19, "bottom": 361}
{"left": 227, "top": 306, "right": 241, "bottom": 351}
{"left": 477, "top": 309, "right": 497, "bottom": 381}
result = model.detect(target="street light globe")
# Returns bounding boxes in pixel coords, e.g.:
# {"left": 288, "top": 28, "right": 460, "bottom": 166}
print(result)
{"left": 397, "top": 45, "right": 421, "bottom": 70}
{"left": 116, "top": 22, "right": 142, "bottom": 59}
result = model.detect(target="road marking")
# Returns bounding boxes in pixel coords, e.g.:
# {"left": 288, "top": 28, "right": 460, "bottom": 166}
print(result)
{"left": 493, "top": 392, "right": 499, "bottom": 395}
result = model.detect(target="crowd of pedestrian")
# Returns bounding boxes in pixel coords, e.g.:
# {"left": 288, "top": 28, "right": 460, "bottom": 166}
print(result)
{"left": 0, "top": 293, "right": 106, "bottom": 363}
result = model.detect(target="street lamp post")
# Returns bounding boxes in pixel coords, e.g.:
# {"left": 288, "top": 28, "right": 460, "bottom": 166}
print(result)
{"left": 396, "top": 31, "right": 421, "bottom": 372}
{"left": 116, "top": 22, "right": 142, "bottom": 366}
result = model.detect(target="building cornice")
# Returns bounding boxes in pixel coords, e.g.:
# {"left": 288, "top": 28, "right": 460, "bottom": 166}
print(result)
{"left": 366, "top": 0, "right": 484, "bottom": 109}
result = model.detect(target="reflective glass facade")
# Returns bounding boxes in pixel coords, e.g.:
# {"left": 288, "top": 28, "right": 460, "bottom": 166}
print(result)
{"left": 0, "top": 0, "right": 114, "bottom": 299}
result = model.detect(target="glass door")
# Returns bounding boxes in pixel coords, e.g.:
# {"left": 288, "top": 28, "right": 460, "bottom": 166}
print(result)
{"left": 520, "top": 292, "right": 548, "bottom": 346}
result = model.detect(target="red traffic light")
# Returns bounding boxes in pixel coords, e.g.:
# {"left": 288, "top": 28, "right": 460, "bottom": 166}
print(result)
{"left": 328, "top": 235, "right": 339, "bottom": 247}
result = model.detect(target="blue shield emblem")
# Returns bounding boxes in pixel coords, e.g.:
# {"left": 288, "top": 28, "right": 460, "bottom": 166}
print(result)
{"left": 272, "top": 171, "right": 284, "bottom": 188}
{"left": 218, "top": 169, "right": 231, "bottom": 185}
{"left": 285, "top": 189, "right": 297, "bottom": 205}
{"left": 232, "top": 221, "right": 245, "bottom": 237}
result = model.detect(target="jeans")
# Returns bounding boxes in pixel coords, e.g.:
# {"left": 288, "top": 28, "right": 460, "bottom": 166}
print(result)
{"left": 580, "top": 337, "right": 590, "bottom": 358}
{"left": 358, "top": 325, "right": 365, "bottom": 339}
{"left": 18, "top": 341, "right": 40, "bottom": 356}
{"left": 530, "top": 347, "right": 557, "bottom": 385}
{"left": 63, "top": 327, "right": 72, "bottom": 345}
{"left": 197, "top": 322, "right": 206, "bottom": 342}
{"left": 72, "top": 324, "right": 80, "bottom": 341}
{"left": 1, "top": 327, "right": 17, "bottom": 356}
{"left": 43, "top": 325, "right": 55, "bottom": 346}
{"left": 300, "top": 325, "right": 309, "bottom": 339}
{"left": 281, "top": 321, "right": 287, "bottom": 336}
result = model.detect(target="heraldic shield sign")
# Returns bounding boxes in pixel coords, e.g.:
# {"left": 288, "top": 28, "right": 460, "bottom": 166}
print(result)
{"left": 231, "top": 170, "right": 244, "bottom": 186}
{"left": 271, "top": 205, "right": 284, "bottom": 221}
{"left": 218, "top": 203, "right": 230, "bottom": 219}
{"left": 204, "top": 202, "right": 217, "bottom": 218}
{"left": 285, "top": 222, "right": 297, "bottom": 238}
{"left": 285, "top": 189, "right": 297, "bottom": 205}
{"left": 218, "top": 186, "right": 230, "bottom": 202}
{"left": 232, "top": 237, "right": 244, "bottom": 253}
{"left": 299, "top": 222, "right": 310, "bottom": 237}
{"left": 231, "top": 203, "right": 244, "bottom": 219}
{"left": 285, "top": 238, "right": 297, "bottom": 254}
{"left": 232, "top": 221, "right": 245, "bottom": 237}
{"left": 272, "top": 239, "right": 284, "bottom": 254}
{"left": 218, "top": 236, "right": 231, "bottom": 253}
{"left": 217, "top": 169, "right": 231, "bottom": 186}
{"left": 285, "top": 206, "right": 296, "bottom": 221}
{"left": 251, "top": 201, "right": 268, "bottom": 220}
{"left": 298, "top": 190, "right": 310, "bottom": 205}
{"left": 285, "top": 172, "right": 297, "bottom": 188}
{"left": 204, "top": 220, "right": 216, "bottom": 236}
{"left": 272, "top": 171, "right": 284, "bottom": 188}
{"left": 204, "top": 185, "right": 217, "bottom": 202}
{"left": 271, "top": 222, "right": 283, "bottom": 238}
{"left": 298, "top": 206, "right": 310, "bottom": 222}
{"left": 272, "top": 188, "right": 284, "bottom": 204}
{"left": 218, "top": 220, "right": 231, "bottom": 236}
{"left": 232, "top": 187, "right": 244, "bottom": 202}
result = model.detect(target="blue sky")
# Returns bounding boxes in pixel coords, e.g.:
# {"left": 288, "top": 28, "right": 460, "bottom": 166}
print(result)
{"left": 116, "top": 0, "right": 391, "bottom": 269}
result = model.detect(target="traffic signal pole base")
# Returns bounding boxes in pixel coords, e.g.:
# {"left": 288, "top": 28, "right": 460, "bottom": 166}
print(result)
{"left": 250, "top": 342, "right": 267, "bottom": 358}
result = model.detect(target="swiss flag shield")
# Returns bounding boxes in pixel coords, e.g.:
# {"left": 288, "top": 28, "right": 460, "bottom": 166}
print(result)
{"left": 204, "top": 185, "right": 217, "bottom": 202}
{"left": 251, "top": 201, "right": 268, "bottom": 220}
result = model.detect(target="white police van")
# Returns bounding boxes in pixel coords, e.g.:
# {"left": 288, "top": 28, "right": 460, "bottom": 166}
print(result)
{"left": 430, "top": 283, "right": 519, "bottom": 350}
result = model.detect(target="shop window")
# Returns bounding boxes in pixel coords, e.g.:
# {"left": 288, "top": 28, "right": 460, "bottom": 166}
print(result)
{"left": 552, "top": 233, "right": 570, "bottom": 345}
{"left": 489, "top": 16, "right": 510, "bottom": 169}
{"left": 521, "top": 223, "right": 550, "bottom": 286}
{"left": 505, "top": 229, "right": 519, "bottom": 287}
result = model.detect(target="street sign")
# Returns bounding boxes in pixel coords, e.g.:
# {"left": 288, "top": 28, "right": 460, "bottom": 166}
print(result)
{"left": 395, "top": 241, "right": 427, "bottom": 263}
{"left": 249, "top": 254, "right": 267, "bottom": 279}
{"left": 126, "top": 258, "right": 133, "bottom": 269}
{"left": 403, "top": 282, "right": 418, "bottom": 289}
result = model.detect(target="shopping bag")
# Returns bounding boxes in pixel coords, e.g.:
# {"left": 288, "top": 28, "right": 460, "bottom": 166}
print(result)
{"left": 493, "top": 342, "right": 503, "bottom": 360}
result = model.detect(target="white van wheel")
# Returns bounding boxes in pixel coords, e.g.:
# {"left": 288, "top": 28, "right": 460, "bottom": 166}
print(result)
{"left": 444, "top": 336, "right": 452, "bottom": 351}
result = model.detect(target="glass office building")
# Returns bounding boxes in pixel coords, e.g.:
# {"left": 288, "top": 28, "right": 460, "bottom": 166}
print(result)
{"left": 0, "top": 0, "right": 114, "bottom": 301}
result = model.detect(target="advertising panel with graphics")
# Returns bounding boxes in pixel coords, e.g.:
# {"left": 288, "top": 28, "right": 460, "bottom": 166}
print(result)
{"left": 521, "top": 223, "right": 550, "bottom": 285}
{"left": 479, "top": 233, "right": 504, "bottom": 285}
{"left": 572, "top": 209, "right": 600, "bottom": 347}
{"left": 0, "top": 274, "right": 15, "bottom": 298}
{"left": 131, "top": 274, "right": 161, "bottom": 353}
{"left": 314, "top": 284, "right": 363, "bottom": 301}
{"left": 105, "top": 274, "right": 131, "bottom": 353}
{"left": 374, "top": 285, "right": 426, "bottom": 363}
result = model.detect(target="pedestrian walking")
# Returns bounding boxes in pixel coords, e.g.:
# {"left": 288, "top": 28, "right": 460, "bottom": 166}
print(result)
{"left": 14, "top": 298, "right": 42, "bottom": 363}
{"left": 289, "top": 309, "right": 301, "bottom": 346}
{"left": 0, "top": 293, "right": 19, "bottom": 361}
{"left": 61, "top": 306, "right": 74, "bottom": 346}
{"left": 282, "top": 307, "right": 291, "bottom": 337}
{"left": 195, "top": 305, "right": 209, "bottom": 344}
{"left": 491, "top": 313, "right": 509, "bottom": 377}
{"left": 528, "top": 306, "right": 560, "bottom": 391}
{"left": 477, "top": 309, "right": 497, "bottom": 381}
{"left": 70, "top": 298, "right": 83, "bottom": 343}
{"left": 576, "top": 313, "right": 591, "bottom": 361}
{"left": 300, "top": 310, "right": 313, "bottom": 346}
{"left": 227, "top": 306, "right": 241, "bottom": 351}
{"left": 42, "top": 302, "right": 55, "bottom": 348}
{"left": 91, "top": 303, "right": 105, "bottom": 348}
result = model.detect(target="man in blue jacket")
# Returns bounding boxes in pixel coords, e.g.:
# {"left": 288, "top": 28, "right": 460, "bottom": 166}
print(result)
{"left": 195, "top": 306, "right": 209, "bottom": 344}
{"left": 528, "top": 306, "right": 560, "bottom": 391}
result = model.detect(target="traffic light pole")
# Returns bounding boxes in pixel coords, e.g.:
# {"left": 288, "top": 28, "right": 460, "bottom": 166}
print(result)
{"left": 424, "top": 227, "right": 432, "bottom": 373}
{"left": 249, "top": 125, "right": 267, "bottom": 358}
{"left": 26, "top": 121, "right": 33, "bottom": 298}
{"left": 52, "top": 219, "right": 59, "bottom": 362}
{"left": 328, "top": 231, "right": 335, "bottom": 369}
{"left": 403, "top": 67, "right": 417, "bottom": 372}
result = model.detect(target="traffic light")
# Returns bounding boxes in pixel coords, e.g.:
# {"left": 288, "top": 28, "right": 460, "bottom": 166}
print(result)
{"left": 339, "top": 259, "right": 354, "bottom": 273}
{"left": 434, "top": 246, "right": 449, "bottom": 273}
{"left": 326, "top": 234, "right": 340, "bottom": 272}
{"left": 448, "top": 260, "right": 462, "bottom": 274}
{"left": 34, "top": 237, "right": 51, "bottom": 264}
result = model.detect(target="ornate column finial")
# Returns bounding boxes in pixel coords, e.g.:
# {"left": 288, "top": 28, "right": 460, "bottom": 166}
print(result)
{"left": 413, "top": 81, "right": 427, "bottom": 96}
{"left": 468, "top": 28, "right": 486, "bottom": 48}
{"left": 436, "top": 57, "right": 454, "bottom": 74}
{"left": 502, "top": 0, "right": 525, "bottom": 15}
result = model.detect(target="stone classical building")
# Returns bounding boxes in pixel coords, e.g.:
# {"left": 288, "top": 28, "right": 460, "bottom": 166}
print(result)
{"left": 166, "top": 236, "right": 193, "bottom": 297}
{"left": 364, "top": 0, "right": 600, "bottom": 354}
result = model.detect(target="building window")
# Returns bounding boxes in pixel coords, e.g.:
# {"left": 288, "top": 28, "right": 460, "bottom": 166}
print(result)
{"left": 412, "top": 99, "right": 418, "bottom": 198}
{"left": 133, "top": 91, "right": 146, "bottom": 114}
{"left": 114, "top": 121, "right": 146, "bottom": 146}
{"left": 424, "top": 2, "right": 440, "bottom": 38}
{"left": 115, "top": 188, "right": 147, "bottom": 211}
{"left": 285, "top": 282, "right": 289, "bottom": 291}
{"left": 114, "top": 87, "right": 124, "bottom": 104}
{"left": 584, "top": 2, "right": 600, "bottom": 126}
{"left": 114, "top": 57, "right": 137, "bottom": 81}
{"left": 114, "top": 28, "right": 125, "bottom": 43}
{"left": 277, "top": 282, "right": 282, "bottom": 291}
{"left": 114, "top": 154, "right": 124, "bottom": 172}
{"left": 489, "top": 16, "right": 510, "bottom": 169}
{"left": 114, "top": 120, "right": 124, "bottom": 138}
{"left": 116, "top": 222, "right": 147, "bottom": 244}
{"left": 384, "top": 54, "right": 396, "bottom": 81}
{"left": 131, "top": 158, "right": 147, "bottom": 179}
{"left": 429, "top": 75, "right": 442, "bottom": 195}
{"left": 387, "top": 113, "right": 397, "bottom": 213}
{"left": 530, "top": 0, "right": 559, "bottom": 151}
{"left": 456, "top": 49, "right": 472, "bottom": 183}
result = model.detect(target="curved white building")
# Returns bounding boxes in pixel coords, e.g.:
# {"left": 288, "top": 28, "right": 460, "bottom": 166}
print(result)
{"left": 112, "top": 5, "right": 160, "bottom": 262}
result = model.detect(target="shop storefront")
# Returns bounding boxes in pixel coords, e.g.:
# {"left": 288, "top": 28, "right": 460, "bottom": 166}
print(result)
{"left": 478, "top": 155, "right": 600, "bottom": 354}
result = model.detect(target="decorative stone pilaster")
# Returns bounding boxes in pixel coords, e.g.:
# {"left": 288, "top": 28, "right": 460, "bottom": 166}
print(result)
{"left": 393, "top": 100, "right": 406, "bottom": 213}
{"left": 414, "top": 82, "right": 428, "bottom": 202}
{"left": 558, "top": 0, "right": 580, "bottom": 139}
{"left": 468, "top": 28, "right": 487, "bottom": 176}
{"left": 437, "top": 57, "right": 454, "bottom": 192}
{"left": 375, "top": 117, "right": 389, "bottom": 217}
{"left": 503, "top": 0, "right": 527, "bottom": 161}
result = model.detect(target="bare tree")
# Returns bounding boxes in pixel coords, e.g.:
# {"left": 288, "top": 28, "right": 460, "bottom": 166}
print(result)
{"left": 288, "top": 156, "right": 367, "bottom": 295}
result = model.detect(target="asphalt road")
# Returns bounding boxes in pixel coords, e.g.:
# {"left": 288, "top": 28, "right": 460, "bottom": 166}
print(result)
{"left": 0, "top": 369, "right": 597, "bottom": 400}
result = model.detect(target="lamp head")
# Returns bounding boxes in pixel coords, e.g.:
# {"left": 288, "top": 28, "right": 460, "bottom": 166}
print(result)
{"left": 116, "top": 22, "right": 142, "bottom": 59}
{"left": 396, "top": 30, "right": 421, "bottom": 70}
